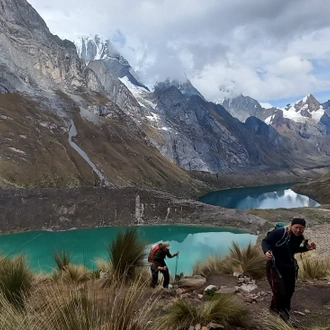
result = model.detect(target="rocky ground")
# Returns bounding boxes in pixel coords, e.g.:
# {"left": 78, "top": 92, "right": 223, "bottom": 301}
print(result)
{"left": 151, "top": 207, "right": 330, "bottom": 330}
{"left": 154, "top": 269, "right": 330, "bottom": 330}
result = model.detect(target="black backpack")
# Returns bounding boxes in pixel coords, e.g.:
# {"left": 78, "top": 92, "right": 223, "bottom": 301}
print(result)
{"left": 266, "top": 222, "right": 289, "bottom": 247}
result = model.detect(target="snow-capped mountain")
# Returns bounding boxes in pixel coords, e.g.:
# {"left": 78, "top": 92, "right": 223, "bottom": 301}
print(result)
{"left": 74, "top": 35, "right": 148, "bottom": 90}
{"left": 266, "top": 94, "right": 324, "bottom": 125}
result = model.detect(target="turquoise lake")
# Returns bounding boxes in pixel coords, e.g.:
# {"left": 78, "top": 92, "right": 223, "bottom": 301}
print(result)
{"left": 0, "top": 225, "right": 256, "bottom": 275}
{"left": 199, "top": 183, "right": 320, "bottom": 210}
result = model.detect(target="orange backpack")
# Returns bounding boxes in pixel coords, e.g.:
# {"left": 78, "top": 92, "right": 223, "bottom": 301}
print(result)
{"left": 148, "top": 243, "right": 160, "bottom": 263}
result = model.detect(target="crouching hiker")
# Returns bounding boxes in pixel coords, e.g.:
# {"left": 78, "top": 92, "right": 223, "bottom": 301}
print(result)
{"left": 261, "top": 217, "right": 316, "bottom": 324}
{"left": 148, "top": 242, "right": 179, "bottom": 288}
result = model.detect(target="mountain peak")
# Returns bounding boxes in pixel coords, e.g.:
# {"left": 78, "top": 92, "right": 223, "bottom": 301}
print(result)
{"left": 154, "top": 78, "right": 204, "bottom": 99}
{"left": 281, "top": 94, "right": 323, "bottom": 123}
{"left": 74, "top": 35, "right": 124, "bottom": 64}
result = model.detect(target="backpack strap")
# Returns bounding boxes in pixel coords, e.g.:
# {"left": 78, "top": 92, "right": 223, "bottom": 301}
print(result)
{"left": 275, "top": 227, "right": 289, "bottom": 247}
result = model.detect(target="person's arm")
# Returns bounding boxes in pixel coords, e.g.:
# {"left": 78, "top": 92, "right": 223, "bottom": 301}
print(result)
{"left": 294, "top": 240, "right": 316, "bottom": 254}
{"left": 166, "top": 250, "right": 179, "bottom": 258}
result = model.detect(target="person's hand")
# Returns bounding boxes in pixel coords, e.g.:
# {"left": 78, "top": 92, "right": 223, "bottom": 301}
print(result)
{"left": 174, "top": 251, "right": 179, "bottom": 257}
{"left": 307, "top": 242, "right": 316, "bottom": 250}
{"left": 265, "top": 251, "right": 273, "bottom": 260}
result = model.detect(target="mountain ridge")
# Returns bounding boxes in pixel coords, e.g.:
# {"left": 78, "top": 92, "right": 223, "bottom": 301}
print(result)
{"left": 1, "top": 0, "right": 330, "bottom": 194}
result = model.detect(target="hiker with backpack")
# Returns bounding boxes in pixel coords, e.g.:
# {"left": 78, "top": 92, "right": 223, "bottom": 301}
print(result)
{"left": 149, "top": 242, "right": 179, "bottom": 288}
{"left": 261, "top": 217, "right": 316, "bottom": 324}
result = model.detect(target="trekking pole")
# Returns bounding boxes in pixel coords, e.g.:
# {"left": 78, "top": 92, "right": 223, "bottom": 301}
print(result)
{"left": 175, "top": 255, "right": 179, "bottom": 278}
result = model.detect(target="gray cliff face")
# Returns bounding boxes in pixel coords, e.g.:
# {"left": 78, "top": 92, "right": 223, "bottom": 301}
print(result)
{"left": 219, "top": 95, "right": 263, "bottom": 122}
{"left": 0, "top": 0, "right": 108, "bottom": 94}
{"left": 322, "top": 100, "right": 330, "bottom": 111}
{"left": 86, "top": 60, "right": 148, "bottom": 119}
{"left": 0, "top": 0, "right": 205, "bottom": 194}
{"left": 149, "top": 85, "right": 306, "bottom": 172}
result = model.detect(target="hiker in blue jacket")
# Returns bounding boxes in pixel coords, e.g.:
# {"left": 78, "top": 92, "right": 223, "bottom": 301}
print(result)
{"left": 261, "top": 217, "right": 316, "bottom": 323}
{"left": 150, "top": 242, "right": 179, "bottom": 288}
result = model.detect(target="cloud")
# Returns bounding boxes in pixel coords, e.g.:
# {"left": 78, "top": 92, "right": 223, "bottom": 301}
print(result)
{"left": 28, "top": 0, "right": 330, "bottom": 104}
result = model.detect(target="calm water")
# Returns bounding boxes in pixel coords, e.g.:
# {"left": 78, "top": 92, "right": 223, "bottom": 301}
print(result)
{"left": 0, "top": 226, "right": 256, "bottom": 275}
{"left": 199, "top": 183, "right": 319, "bottom": 210}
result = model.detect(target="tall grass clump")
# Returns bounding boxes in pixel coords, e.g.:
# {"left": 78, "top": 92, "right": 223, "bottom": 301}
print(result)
{"left": 298, "top": 254, "right": 330, "bottom": 280}
{"left": 104, "top": 228, "right": 147, "bottom": 285}
{"left": 0, "top": 293, "right": 38, "bottom": 330}
{"left": 29, "top": 279, "right": 158, "bottom": 330}
{"left": 259, "top": 312, "right": 296, "bottom": 330}
{"left": 193, "top": 255, "right": 224, "bottom": 276}
{"left": 156, "top": 294, "right": 249, "bottom": 329}
{"left": 221, "top": 242, "right": 266, "bottom": 279}
{"left": 61, "top": 264, "right": 93, "bottom": 283}
{"left": 193, "top": 242, "right": 266, "bottom": 279}
{"left": 52, "top": 250, "right": 71, "bottom": 272}
{"left": 0, "top": 255, "right": 33, "bottom": 309}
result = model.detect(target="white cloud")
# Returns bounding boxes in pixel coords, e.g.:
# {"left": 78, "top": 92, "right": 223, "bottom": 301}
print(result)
{"left": 260, "top": 102, "right": 273, "bottom": 109}
{"left": 28, "top": 0, "right": 330, "bottom": 105}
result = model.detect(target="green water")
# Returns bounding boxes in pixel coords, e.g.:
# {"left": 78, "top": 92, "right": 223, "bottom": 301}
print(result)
{"left": 0, "top": 225, "right": 256, "bottom": 275}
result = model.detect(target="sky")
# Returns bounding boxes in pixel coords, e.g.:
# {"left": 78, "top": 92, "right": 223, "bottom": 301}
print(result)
{"left": 28, "top": 0, "right": 330, "bottom": 107}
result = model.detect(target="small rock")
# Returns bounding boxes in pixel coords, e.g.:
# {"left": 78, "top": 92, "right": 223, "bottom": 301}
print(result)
{"left": 188, "top": 326, "right": 194, "bottom": 330}
{"left": 198, "top": 294, "right": 203, "bottom": 299}
{"left": 304, "top": 309, "right": 310, "bottom": 313}
{"left": 195, "top": 324, "right": 201, "bottom": 330}
{"left": 177, "top": 275, "right": 207, "bottom": 288}
{"left": 215, "top": 287, "right": 237, "bottom": 294}
{"left": 239, "top": 283, "right": 258, "bottom": 293}
{"left": 293, "top": 310, "right": 306, "bottom": 316}
{"left": 204, "top": 285, "right": 219, "bottom": 292}
{"left": 207, "top": 322, "right": 225, "bottom": 329}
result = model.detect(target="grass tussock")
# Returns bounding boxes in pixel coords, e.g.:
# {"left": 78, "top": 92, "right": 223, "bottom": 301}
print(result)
{"left": 258, "top": 313, "right": 296, "bottom": 330}
{"left": 0, "top": 255, "right": 34, "bottom": 309}
{"left": 52, "top": 250, "right": 71, "bottom": 272}
{"left": 193, "top": 255, "right": 225, "bottom": 277}
{"left": 60, "top": 264, "right": 94, "bottom": 283}
{"left": 222, "top": 242, "right": 266, "bottom": 279}
{"left": 193, "top": 242, "right": 266, "bottom": 279}
{"left": 0, "top": 279, "right": 159, "bottom": 330}
{"left": 155, "top": 294, "right": 249, "bottom": 329}
{"left": 104, "top": 228, "right": 147, "bottom": 285}
{"left": 298, "top": 254, "right": 330, "bottom": 281}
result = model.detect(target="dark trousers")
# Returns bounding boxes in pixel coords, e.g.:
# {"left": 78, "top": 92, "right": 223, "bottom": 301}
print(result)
{"left": 150, "top": 265, "right": 170, "bottom": 288}
{"left": 266, "top": 260, "right": 296, "bottom": 320}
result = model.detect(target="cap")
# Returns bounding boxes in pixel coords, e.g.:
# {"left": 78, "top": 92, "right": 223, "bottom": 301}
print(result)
{"left": 291, "top": 217, "right": 306, "bottom": 227}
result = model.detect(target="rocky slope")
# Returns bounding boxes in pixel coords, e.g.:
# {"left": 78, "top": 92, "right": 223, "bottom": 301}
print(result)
{"left": 291, "top": 171, "right": 330, "bottom": 204}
